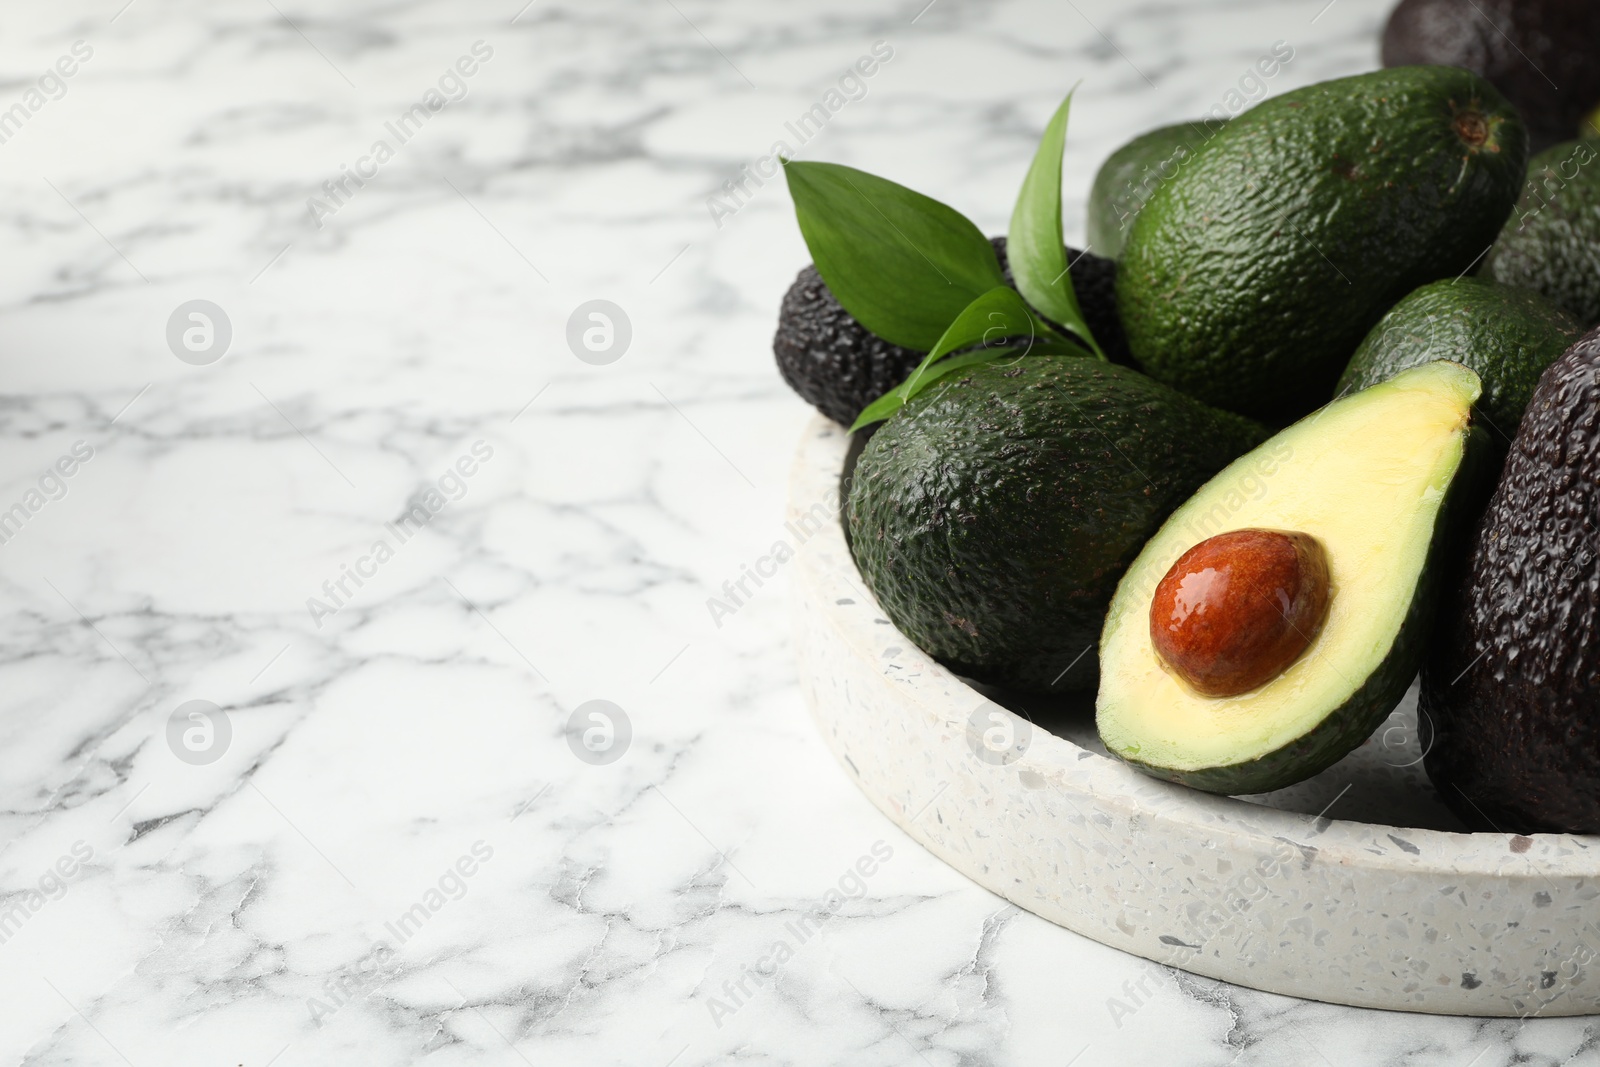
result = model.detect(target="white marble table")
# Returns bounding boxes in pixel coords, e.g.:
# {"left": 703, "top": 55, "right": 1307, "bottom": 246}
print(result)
{"left": 0, "top": 0, "right": 1590, "bottom": 1064}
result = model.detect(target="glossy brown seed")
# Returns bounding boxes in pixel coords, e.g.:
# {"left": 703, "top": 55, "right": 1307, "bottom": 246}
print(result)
{"left": 1149, "top": 528, "right": 1332, "bottom": 698}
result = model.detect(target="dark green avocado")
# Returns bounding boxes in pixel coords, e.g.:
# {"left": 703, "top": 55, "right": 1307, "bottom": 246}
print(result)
{"left": 846, "top": 356, "right": 1264, "bottom": 693}
{"left": 1485, "top": 138, "right": 1600, "bottom": 327}
{"left": 1086, "top": 119, "right": 1228, "bottom": 260}
{"left": 1383, "top": 0, "right": 1600, "bottom": 153}
{"left": 775, "top": 239, "right": 1127, "bottom": 426}
{"left": 1422, "top": 326, "right": 1600, "bottom": 835}
{"left": 1337, "top": 277, "right": 1582, "bottom": 441}
{"left": 1117, "top": 66, "right": 1527, "bottom": 422}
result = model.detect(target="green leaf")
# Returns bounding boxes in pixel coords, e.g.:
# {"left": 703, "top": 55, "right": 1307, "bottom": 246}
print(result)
{"left": 856, "top": 348, "right": 1023, "bottom": 422}
{"left": 849, "top": 287, "right": 1082, "bottom": 431}
{"left": 784, "top": 160, "right": 1007, "bottom": 350}
{"left": 1007, "top": 89, "right": 1106, "bottom": 359}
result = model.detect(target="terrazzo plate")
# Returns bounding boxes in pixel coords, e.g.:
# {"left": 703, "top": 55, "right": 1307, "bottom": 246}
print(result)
{"left": 788, "top": 415, "right": 1600, "bottom": 1017}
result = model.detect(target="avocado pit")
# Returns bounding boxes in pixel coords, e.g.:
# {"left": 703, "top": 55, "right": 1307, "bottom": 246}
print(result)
{"left": 1149, "top": 528, "right": 1331, "bottom": 698}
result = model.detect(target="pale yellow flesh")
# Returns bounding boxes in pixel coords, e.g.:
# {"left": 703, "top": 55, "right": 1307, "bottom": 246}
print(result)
{"left": 1096, "top": 361, "right": 1478, "bottom": 773}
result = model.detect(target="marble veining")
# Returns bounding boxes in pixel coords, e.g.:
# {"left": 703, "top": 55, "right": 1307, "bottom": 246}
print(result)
{"left": 0, "top": 0, "right": 1594, "bottom": 1064}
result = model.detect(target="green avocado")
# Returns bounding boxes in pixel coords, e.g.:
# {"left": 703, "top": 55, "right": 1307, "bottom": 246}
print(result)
{"left": 847, "top": 356, "right": 1265, "bottom": 694}
{"left": 1336, "top": 277, "right": 1582, "bottom": 442}
{"left": 1097, "top": 362, "right": 1487, "bottom": 795}
{"left": 1421, "top": 327, "right": 1600, "bottom": 834}
{"left": 1484, "top": 137, "right": 1600, "bottom": 327}
{"left": 1117, "top": 66, "right": 1527, "bottom": 422}
{"left": 1086, "top": 119, "right": 1228, "bottom": 260}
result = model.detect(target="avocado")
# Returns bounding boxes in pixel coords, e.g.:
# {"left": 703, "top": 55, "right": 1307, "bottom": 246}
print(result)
{"left": 1086, "top": 119, "right": 1228, "bottom": 260}
{"left": 847, "top": 356, "right": 1264, "bottom": 693}
{"left": 1097, "top": 362, "right": 1486, "bottom": 795}
{"left": 1337, "top": 277, "right": 1582, "bottom": 442}
{"left": 1382, "top": 0, "right": 1600, "bottom": 153}
{"left": 773, "top": 263, "right": 923, "bottom": 427}
{"left": 1421, "top": 327, "right": 1600, "bottom": 834}
{"left": 1054, "top": 247, "right": 1130, "bottom": 367}
{"left": 1117, "top": 66, "right": 1527, "bottom": 422}
{"left": 1484, "top": 138, "right": 1600, "bottom": 328}
{"left": 775, "top": 238, "right": 1127, "bottom": 426}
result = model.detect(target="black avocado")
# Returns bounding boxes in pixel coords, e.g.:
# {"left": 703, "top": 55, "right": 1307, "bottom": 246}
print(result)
{"left": 774, "top": 238, "right": 1128, "bottom": 427}
{"left": 1421, "top": 325, "right": 1600, "bottom": 834}
{"left": 1382, "top": 0, "right": 1600, "bottom": 153}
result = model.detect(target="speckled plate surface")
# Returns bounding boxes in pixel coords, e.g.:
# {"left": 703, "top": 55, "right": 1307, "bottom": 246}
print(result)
{"left": 789, "top": 416, "right": 1600, "bottom": 1017}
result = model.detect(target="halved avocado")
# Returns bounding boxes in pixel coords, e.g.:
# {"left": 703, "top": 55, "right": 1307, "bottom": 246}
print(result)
{"left": 1095, "top": 362, "right": 1485, "bottom": 795}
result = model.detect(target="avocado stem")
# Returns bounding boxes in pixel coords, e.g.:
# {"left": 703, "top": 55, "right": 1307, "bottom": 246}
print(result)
{"left": 1455, "top": 110, "right": 1489, "bottom": 149}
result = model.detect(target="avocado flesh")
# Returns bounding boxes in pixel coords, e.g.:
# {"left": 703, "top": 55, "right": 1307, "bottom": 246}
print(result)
{"left": 1422, "top": 326, "right": 1600, "bottom": 834}
{"left": 1337, "top": 276, "right": 1582, "bottom": 441}
{"left": 847, "top": 356, "right": 1265, "bottom": 694}
{"left": 1485, "top": 138, "right": 1600, "bottom": 328}
{"left": 1117, "top": 66, "right": 1526, "bottom": 422}
{"left": 1097, "top": 362, "right": 1482, "bottom": 795}
{"left": 1086, "top": 119, "right": 1228, "bottom": 260}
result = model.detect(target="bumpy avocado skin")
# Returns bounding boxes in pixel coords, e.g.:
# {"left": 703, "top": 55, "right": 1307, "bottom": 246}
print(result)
{"left": 1485, "top": 138, "right": 1600, "bottom": 328}
{"left": 775, "top": 239, "right": 1129, "bottom": 427}
{"left": 773, "top": 264, "right": 924, "bottom": 427}
{"left": 1058, "top": 248, "right": 1130, "bottom": 368}
{"left": 846, "top": 357, "right": 1265, "bottom": 693}
{"left": 1126, "top": 425, "right": 1493, "bottom": 796}
{"left": 1382, "top": 0, "right": 1600, "bottom": 153}
{"left": 1086, "top": 119, "right": 1229, "bottom": 260}
{"left": 1422, "top": 328, "right": 1600, "bottom": 834}
{"left": 1337, "top": 277, "right": 1582, "bottom": 439}
{"left": 1117, "top": 66, "right": 1527, "bottom": 422}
